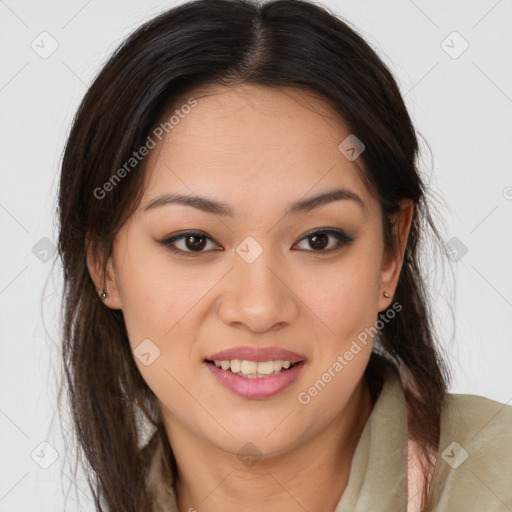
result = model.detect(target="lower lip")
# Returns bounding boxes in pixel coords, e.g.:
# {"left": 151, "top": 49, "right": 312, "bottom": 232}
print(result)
{"left": 204, "top": 361, "right": 305, "bottom": 399}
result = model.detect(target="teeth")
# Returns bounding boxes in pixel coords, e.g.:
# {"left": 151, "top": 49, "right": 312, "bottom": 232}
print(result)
{"left": 230, "top": 359, "right": 242, "bottom": 373}
{"left": 241, "top": 360, "right": 258, "bottom": 374}
{"left": 257, "top": 361, "right": 275, "bottom": 374}
{"left": 211, "top": 359, "right": 294, "bottom": 377}
{"left": 228, "top": 359, "right": 242, "bottom": 373}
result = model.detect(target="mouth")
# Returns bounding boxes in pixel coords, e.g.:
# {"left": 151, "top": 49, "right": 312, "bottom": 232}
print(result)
{"left": 202, "top": 346, "right": 307, "bottom": 399}
{"left": 203, "top": 358, "right": 304, "bottom": 378}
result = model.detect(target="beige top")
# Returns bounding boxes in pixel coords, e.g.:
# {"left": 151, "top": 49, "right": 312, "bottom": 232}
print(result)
{"left": 141, "top": 368, "right": 512, "bottom": 511}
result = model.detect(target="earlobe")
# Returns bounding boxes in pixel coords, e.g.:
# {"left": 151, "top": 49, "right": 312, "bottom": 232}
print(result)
{"left": 378, "top": 199, "right": 414, "bottom": 311}
{"left": 103, "top": 256, "right": 122, "bottom": 309}
{"left": 85, "top": 237, "right": 122, "bottom": 310}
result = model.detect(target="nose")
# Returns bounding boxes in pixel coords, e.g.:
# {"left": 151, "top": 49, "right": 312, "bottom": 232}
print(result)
{"left": 216, "top": 248, "right": 300, "bottom": 333}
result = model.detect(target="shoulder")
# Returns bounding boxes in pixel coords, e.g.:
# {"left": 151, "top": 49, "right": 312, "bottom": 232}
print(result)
{"left": 440, "top": 391, "right": 512, "bottom": 457}
{"left": 440, "top": 391, "right": 512, "bottom": 442}
{"left": 427, "top": 391, "right": 512, "bottom": 511}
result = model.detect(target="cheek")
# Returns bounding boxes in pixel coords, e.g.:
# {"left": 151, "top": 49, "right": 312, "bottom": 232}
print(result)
{"left": 115, "top": 249, "right": 198, "bottom": 414}
{"left": 114, "top": 242, "right": 217, "bottom": 407}
{"left": 294, "top": 258, "right": 380, "bottom": 418}
{"left": 300, "top": 251, "right": 381, "bottom": 340}
{"left": 114, "top": 237, "right": 193, "bottom": 342}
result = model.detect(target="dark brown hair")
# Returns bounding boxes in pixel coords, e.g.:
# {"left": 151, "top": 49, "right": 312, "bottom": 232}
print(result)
{"left": 56, "top": 0, "right": 453, "bottom": 510}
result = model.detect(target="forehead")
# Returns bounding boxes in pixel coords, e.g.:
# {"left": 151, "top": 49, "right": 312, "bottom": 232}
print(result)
{"left": 140, "top": 84, "right": 377, "bottom": 218}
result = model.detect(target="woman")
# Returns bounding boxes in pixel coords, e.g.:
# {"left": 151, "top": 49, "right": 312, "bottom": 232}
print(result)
{"left": 56, "top": 0, "right": 512, "bottom": 510}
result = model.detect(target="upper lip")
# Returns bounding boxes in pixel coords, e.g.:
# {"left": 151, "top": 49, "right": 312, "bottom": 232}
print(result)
{"left": 205, "top": 346, "right": 307, "bottom": 364}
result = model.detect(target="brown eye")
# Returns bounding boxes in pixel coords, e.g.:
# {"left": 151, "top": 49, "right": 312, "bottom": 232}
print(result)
{"left": 183, "top": 234, "right": 208, "bottom": 251}
{"left": 161, "top": 231, "right": 221, "bottom": 257}
{"left": 309, "top": 232, "right": 329, "bottom": 250}
{"left": 293, "top": 229, "right": 354, "bottom": 253}
{"left": 160, "top": 228, "right": 354, "bottom": 258}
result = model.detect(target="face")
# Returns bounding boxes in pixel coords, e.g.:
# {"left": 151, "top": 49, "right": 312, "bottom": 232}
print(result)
{"left": 89, "top": 84, "right": 412, "bottom": 459}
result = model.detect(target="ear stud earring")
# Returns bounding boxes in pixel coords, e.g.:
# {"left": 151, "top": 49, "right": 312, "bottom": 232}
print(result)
{"left": 99, "top": 289, "right": 108, "bottom": 300}
{"left": 383, "top": 291, "right": 390, "bottom": 298}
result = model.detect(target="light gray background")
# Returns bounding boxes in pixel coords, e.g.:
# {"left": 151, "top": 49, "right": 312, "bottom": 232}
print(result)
{"left": 1, "top": 0, "right": 511, "bottom": 510}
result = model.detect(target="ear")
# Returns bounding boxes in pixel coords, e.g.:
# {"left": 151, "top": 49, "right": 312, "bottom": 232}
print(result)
{"left": 85, "top": 235, "right": 122, "bottom": 310}
{"left": 378, "top": 199, "right": 414, "bottom": 312}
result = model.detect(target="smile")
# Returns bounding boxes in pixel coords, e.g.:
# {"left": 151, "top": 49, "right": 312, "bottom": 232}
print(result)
{"left": 204, "top": 359, "right": 305, "bottom": 399}
{"left": 208, "top": 358, "right": 295, "bottom": 377}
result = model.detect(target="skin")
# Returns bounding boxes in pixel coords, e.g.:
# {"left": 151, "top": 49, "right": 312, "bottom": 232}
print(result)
{"left": 88, "top": 83, "right": 413, "bottom": 512}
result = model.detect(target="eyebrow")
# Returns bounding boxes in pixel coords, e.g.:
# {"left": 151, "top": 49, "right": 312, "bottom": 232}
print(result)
{"left": 143, "top": 187, "right": 365, "bottom": 216}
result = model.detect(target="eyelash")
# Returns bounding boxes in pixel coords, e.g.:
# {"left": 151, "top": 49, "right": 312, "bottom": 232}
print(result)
{"left": 160, "top": 228, "right": 355, "bottom": 258}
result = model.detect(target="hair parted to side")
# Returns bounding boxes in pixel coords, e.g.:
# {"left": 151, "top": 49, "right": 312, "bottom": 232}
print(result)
{"left": 56, "top": 0, "right": 453, "bottom": 510}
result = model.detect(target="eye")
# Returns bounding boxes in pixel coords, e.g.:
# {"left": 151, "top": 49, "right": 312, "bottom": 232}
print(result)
{"left": 160, "top": 231, "right": 221, "bottom": 257}
{"left": 160, "top": 228, "right": 354, "bottom": 257}
{"left": 292, "top": 228, "right": 355, "bottom": 253}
